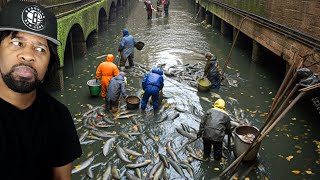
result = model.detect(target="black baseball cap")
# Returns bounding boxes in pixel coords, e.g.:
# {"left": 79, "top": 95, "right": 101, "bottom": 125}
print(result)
{"left": 0, "top": 1, "right": 61, "bottom": 45}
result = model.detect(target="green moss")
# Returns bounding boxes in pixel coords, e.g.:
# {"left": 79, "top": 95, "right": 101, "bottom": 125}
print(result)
{"left": 57, "top": 0, "right": 108, "bottom": 66}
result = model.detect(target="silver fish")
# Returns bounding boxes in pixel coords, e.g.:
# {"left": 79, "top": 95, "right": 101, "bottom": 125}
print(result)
{"left": 123, "top": 147, "right": 143, "bottom": 156}
{"left": 86, "top": 162, "right": 104, "bottom": 179}
{"left": 125, "top": 159, "right": 152, "bottom": 169}
{"left": 159, "top": 154, "right": 169, "bottom": 168}
{"left": 111, "top": 165, "right": 120, "bottom": 180}
{"left": 102, "top": 163, "right": 112, "bottom": 180}
{"left": 125, "top": 171, "right": 143, "bottom": 180}
{"left": 71, "top": 154, "right": 96, "bottom": 174}
{"left": 167, "top": 158, "right": 185, "bottom": 177}
{"left": 116, "top": 145, "right": 132, "bottom": 163}
{"left": 148, "top": 161, "right": 162, "bottom": 179}
{"left": 176, "top": 128, "right": 197, "bottom": 140}
{"left": 79, "top": 131, "right": 89, "bottom": 142}
{"left": 103, "top": 137, "right": 116, "bottom": 156}
{"left": 153, "top": 163, "right": 164, "bottom": 180}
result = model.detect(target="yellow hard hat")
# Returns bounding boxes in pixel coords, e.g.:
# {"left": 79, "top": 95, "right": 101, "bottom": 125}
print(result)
{"left": 213, "top": 99, "right": 225, "bottom": 110}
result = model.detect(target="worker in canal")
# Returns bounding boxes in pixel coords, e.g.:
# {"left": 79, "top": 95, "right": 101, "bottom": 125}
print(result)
{"left": 0, "top": 1, "right": 82, "bottom": 179}
{"left": 141, "top": 68, "right": 164, "bottom": 112}
{"left": 204, "top": 52, "right": 222, "bottom": 89}
{"left": 106, "top": 72, "right": 128, "bottom": 113}
{"left": 118, "top": 28, "right": 136, "bottom": 71}
{"left": 163, "top": 0, "right": 170, "bottom": 17}
{"left": 95, "top": 54, "right": 119, "bottom": 105}
{"left": 197, "top": 98, "right": 232, "bottom": 161}
{"left": 156, "top": 0, "right": 163, "bottom": 17}
{"left": 144, "top": 0, "right": 155, "bottom": 19}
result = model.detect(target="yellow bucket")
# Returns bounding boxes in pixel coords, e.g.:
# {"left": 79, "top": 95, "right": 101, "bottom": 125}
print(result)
{"left": 197, "top": 78, "right": 211, "bottom": 92}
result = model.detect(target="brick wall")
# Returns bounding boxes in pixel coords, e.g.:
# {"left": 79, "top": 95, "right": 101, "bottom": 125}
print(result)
{"left": 217, "top": 0, "right": 320, "bottom": 39}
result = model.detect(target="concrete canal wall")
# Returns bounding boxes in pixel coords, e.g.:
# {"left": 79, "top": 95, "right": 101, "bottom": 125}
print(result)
{"left": 194, "top": 0, "right": 320, "bottom": 74}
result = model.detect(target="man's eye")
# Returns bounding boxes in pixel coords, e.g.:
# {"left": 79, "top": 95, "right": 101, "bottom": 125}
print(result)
{"left": 12, "top": 41, "right": 22, "bottom": 46}
{"left": 35, "top": 47, "right": 46, "bottom": 53}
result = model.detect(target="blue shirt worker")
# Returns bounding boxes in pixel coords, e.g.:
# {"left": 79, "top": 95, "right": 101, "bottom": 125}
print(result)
{"left": 0, "top": 1, "right": 82, "bottom": 179}
{"left": 118, "top": 28, "right": 136, "bottom": 71}
{"left": 197, "top": 99, "right": 232, "bottom": 161}
{"left": 204, "top": 52, "right": 221, "bottom": 89}
{"left": 141, "top": 68, "right": 164, "bottom": 111}
{"left": 106, "top": 72, "right": 128, "bottom": 113}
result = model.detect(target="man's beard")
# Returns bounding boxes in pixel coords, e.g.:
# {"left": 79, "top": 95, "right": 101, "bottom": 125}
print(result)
{"left": 1, "top": 64, "right": 41, "bottom": 93}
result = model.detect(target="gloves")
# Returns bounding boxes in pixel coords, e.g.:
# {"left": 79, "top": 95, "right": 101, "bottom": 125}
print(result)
{"left": 124, "top": 77, "right": 127, "bottom": 85}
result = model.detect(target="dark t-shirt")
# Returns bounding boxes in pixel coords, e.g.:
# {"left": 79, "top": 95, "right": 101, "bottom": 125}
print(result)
{"left": 0, "top": 90, "right": 82, "bottom": 180}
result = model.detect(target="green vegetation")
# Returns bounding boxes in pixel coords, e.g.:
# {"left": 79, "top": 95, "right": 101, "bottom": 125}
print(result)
{"left": 56, "top": 0, "right": 107, "bottom": 66}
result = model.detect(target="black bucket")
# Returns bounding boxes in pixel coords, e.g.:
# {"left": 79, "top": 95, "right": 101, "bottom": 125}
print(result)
{"left": 135, "top": 42, "right": 145, "bottom": 50}
{"left": 234, "top": 125, "right": 261, "bottom": 161}
{"left": 126, "top": 96, "right": 140, "bottom": 110}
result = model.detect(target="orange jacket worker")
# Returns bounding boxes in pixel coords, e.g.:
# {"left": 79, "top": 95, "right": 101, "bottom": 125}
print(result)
{"left": 95, "top": 54, "right": 119, "bottom": 99}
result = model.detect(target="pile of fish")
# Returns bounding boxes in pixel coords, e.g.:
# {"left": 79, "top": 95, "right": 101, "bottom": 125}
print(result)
{"left": 238, "top": 133, "right": 256, "bottom": 144}
{"left": 72, "top": 102, "right": 208, "bottom": 179}
{"left": 70, "top": 63, "right": 252, "bottom": 179}
{"left": 160, "top": 62, "right": 205, "bottom": 88}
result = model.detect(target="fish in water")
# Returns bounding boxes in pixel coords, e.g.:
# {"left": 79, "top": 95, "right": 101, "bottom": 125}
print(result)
{"left": 200, "top": 96, "right": 211, "bottom": 102}
{"left": 116, "top": 145, "right": 132, "bottom": 163}
{"left": 115, "top": 113, "right": 137, "bottom": 119}
{"left": 123, "top": 147, "right": 143, "bottom": 156}
{"left": 210, "top": 92, "right": 221, "bottom": 99}
{"left": 171, "top": 112, "right": 180, "bottom": 120}
{"left": 102, "top": 163, "right": 112, "bottom": 180}
{"left": 176, "top": 128, "right": 197, "bottom": 140}
{"left": 125, "top": 159, "right": 152, "bottom": 169}
{"left": 71, "top": 154, "right": 97, "bottom": 174}
{"left": 103, "top": 137, "right": 116, "bottom": 156}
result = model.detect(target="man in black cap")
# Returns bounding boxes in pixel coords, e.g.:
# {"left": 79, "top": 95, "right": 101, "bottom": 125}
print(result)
{"left": 0, "top": 1, "right": 82, "bottom": 180}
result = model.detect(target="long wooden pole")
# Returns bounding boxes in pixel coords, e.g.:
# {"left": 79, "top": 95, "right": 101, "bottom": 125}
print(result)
{"left": 220, "top": 17, "right": 246, "bottom": 78}
{"left": 261, "top": 84, "right": 299, "bottom": 134}
{"left": 267, "top": 52, "right": 297, "bottom": 119}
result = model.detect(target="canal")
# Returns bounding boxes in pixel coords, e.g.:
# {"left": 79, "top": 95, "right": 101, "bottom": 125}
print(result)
{"left": 50, "top": 0, "right": 320, "bottom": 179}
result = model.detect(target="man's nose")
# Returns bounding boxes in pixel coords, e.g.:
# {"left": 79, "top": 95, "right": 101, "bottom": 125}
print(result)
{"left": 18, "top": 48, "right": 35, "bottom": 62}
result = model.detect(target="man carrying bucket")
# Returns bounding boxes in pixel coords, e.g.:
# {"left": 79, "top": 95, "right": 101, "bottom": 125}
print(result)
{"left": 106, "top": 72, "right": 128, "bottom": 113}
{"left": 204, "top": 52, "right": 222, "bottom": 89}
{"left": 95, "top": 54, "right": 119, "bottom": 104}
{"left": 197, "top": 99, "right": 232, "bottom": 161}
{"left": 118, "top": 28, "right": 136, "bottom": 71}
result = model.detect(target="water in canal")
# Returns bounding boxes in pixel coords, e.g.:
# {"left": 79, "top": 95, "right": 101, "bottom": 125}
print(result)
{"left": 51, "top": 0, "right": 320, "bottom": 179}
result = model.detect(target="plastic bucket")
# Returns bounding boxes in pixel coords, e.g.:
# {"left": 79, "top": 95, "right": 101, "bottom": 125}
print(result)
{"left": 87, "top": 79, "right": 101, "bottom": 96}
{"left": 233, "top": 125, "right": 260, "bottom": 161}
{"left": 135, "top": 42, "right": 145, "bottom": 50}
{"left": 126, "top": 96, "right": 140, "bottom": 110}
{"left": 197, "top": 78, "right": 211, "bottom": 92}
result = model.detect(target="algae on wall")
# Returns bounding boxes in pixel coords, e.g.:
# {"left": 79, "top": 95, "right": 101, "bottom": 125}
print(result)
{"left": 57, "top": 0, "right": 107, "bottom": 66}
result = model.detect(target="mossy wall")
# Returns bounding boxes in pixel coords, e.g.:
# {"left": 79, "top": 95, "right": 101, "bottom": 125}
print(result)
{"left": 57, "top": 0, "right": 108, "bottom": 66}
